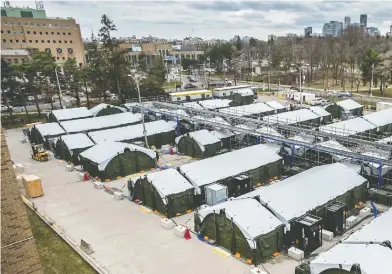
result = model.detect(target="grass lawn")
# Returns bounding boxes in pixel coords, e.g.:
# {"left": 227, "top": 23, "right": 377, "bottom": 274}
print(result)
{"left": 27, "top": 207, "right": 96, "bottom": 274}
{"left": 1, "top": 112, "right": 47, "bottom": 129}
{"left": 162, "top": 80, "right": 182, "bottom": 89}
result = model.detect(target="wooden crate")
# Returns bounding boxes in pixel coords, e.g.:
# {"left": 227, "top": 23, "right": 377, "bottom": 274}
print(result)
{"left": 22, "top": 175, "right": 44, "bottom": 198}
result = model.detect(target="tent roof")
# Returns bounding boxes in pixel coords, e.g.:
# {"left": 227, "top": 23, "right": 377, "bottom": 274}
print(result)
{"left": 219, "top": 103, "right": 274, "bottom": 117}
{"left": 176, "top": 129, "right": 221, "bottom": 147}
{"left": 317, "top": 140, "right": 352, "bottom": 161}
{"left": 35, "top": 123, "right": 66, "bottom": 137}
{"left": 89, "top": 120, "right": 176, "bottom": 143}
{"left": 377, "top": 136, "right": 392, "bottom": 144}
{"left": 336, "top": 99, "right": 363, "bottom": 111}
{"left": 319, "top": 117, "right": 376, "bottom": 137}
{"left": 60, "top": 112, "right": 142, "bottom": 134}
{"left": 147, "top": 168, "right": 194, "bottom": 200}
{"left": 309, "top": 106, "right": 331, "bottom": 117}
{"left": 214, "top": 85, "right": 252, "bottom": 91}
{"left": 61, "top": 133, "right": 95, "bottom": 151}
{"left": 198, "top": 99, "right": 232, "bottom": 109}
{"left": 198, "top": 198, "right": 283, "bottom": 249}
{"left": 256, "top": 126, "right": 283, "bottom": 138}
{"left": 210, "top": 129, "right": 235, "bottom": 139}
{"left": 181, "top": 102, "right": 204, "bottom": 109}
{"left": 232, "top": 88, "right": 254, "bottom": 96}
{"left": 89, "top": 103, "right": 126, "bottom": 117}
{"left": 264, "top": 101, "right": 287, "bottom": 110}
{"left": 344, "top": 208, "right": 392, "bottom": 244}
{"left": 79, "top": 142, "right": 156, "bottom": 170}
{"left": 51, "top": 107, "right": 93, "bottom": 121}
{"left": 362, "top": 108, "right": 392, "bottom": 127}
{"left": 310, "top": 243, "right": 392, "bottom": 274}
{"left": 263, "top": 109, "right": 320, "bottom": 125}
{"left": 192, "top": 116, "right": 231, "bottom": 127}
{"left": 241, "top": 163, "right": 367, "bottom": 224}
{"left": 179, "top": 144, "right": 282, "bottom": 192}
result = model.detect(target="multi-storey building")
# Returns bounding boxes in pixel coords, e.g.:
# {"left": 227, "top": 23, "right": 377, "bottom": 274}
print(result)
{"left": 322, "top": 23, "right": 333, "bottom": 36}
{"left": 1, "top": 6, "right": 86, "bottom": 66}
{"left": 304, "top": 27, "right": 312, "bottom": 37}
{"left": 344, "top": 16, "right": 351, "bottom": 29}
{"left": 360, "top": 14, "right": 368, "bottom": 28}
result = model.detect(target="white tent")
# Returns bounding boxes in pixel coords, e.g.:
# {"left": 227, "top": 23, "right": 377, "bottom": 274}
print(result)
{"left": 219, "top": 103, "right": 274, "bottom": 117}
{"left": 50, "top": 107, "right": 93, "bottom": 122}
{"left": 60, "top": 133, "right": 95, "bottom": 152}
{"left": 319, "top": 117, "right": 376, "bottom": 137}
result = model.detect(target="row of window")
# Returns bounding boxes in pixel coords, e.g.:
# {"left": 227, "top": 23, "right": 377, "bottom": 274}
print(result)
{"left": 5, "top": 56, "right": 76, "bottom": 64}
{"left": 1, "top": 29, "right": 72, "bottom": 35}
{"left": 3, "top": 21, "right": 71, "bottom": 28}
{"left": 2, "top": 38, "right": 73, "bottom": 44}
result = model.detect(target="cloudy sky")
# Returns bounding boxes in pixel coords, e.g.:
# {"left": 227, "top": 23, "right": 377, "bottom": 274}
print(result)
{"left": 14, "top": 1, "right": 392, "bottom": 40}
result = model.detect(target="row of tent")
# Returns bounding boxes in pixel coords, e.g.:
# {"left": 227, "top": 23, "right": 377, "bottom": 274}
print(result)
{"left": 194, "top": 163, "right": 368, "bottom": 264}
{"left": 128, "top": 144, "right": 284, "bottom": 217}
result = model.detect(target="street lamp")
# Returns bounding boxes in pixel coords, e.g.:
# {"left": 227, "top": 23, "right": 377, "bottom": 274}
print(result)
{"left": 291, "top": 63, "right": 309, "bottom": 109}
{"left": 370, "top": 63, "right": 374, "bottom": 97}
{"left": 55, "top": 65, "right": 63, "bottom": 109}
{"left": 128, "top": 73, "right": 149, "bottom": 148}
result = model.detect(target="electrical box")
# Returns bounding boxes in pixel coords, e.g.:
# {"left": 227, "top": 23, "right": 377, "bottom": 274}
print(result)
{"left": 205, "top": 184, "right": 228, "bottom": 206}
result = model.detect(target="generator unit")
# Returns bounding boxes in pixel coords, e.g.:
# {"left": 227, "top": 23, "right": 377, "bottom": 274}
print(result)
{"left": 324, "top": 201, "right": 346, "bottom": 236}
{"left": 205, "top": 183, "right": 228, "bottom": 206}
{"left": 226, "top": 174, "right": 252, "bottom": 197}
{"left": 291, "top": 213, "right": 323, "bottom": 255}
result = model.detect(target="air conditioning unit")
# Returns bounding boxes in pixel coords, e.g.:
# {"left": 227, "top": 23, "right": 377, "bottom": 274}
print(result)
{"left": 205, "top": 183, "right": 228, "bottom": 206}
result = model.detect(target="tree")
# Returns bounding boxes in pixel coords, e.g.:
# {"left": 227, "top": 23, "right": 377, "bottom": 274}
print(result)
{"left": 138, "top": 52, "right": 148, "bottom": 72}
{"left": 236, "top": 35, "right": 242, "bottom": 51}
{"left": 63, "top": 58, "right": 83, "bottom": 107}
{"left": 181, "top": 58, "right": 199, "bottom": 70}
{"left": 361, "top": 48, "right": 379, "bottom": 90}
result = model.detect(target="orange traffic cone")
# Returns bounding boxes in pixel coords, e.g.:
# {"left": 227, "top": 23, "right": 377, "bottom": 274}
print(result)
{"left": 184, "top": 228, "right": 191, "bottom": 240}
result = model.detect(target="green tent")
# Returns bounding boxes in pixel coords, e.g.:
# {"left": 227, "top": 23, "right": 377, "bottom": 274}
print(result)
{"left": 129, "top": 168, "right": 195, "bottom": 218}
{"left": 231, "top": 89, "right": 254, "bottom": 106}
{"left": 176, "top": 129, "right": 222, "bottom": 158}
{"left": 90, "top": 103, "right": 126, "bottom": 117}
{"left": 79, "top": 142, "right": 157, "bottom": 181}
{"left": 325, "top": 99, "right": 363, "bottom": 119}
{"left": 195, "top": 198, "right": 284, "bottom": 264}
{"left": 55, "top": 133, "right": 95, "bottom": 164}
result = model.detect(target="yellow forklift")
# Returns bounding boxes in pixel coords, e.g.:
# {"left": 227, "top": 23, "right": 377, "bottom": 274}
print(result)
{"left": 31, "top": 144, "right": 49, "bottom": 162}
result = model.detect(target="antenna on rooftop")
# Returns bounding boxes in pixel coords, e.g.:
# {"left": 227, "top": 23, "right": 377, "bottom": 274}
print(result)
{"left": 35, "top": 0, "right": 44, "bottom": 10}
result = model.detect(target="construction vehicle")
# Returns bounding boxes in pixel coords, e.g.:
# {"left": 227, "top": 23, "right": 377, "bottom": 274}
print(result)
{"left": 31, "top": 144, "right": 49, "bottom": 162}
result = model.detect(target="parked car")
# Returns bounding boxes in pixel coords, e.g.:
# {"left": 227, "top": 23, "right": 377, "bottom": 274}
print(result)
{"left": 338, "top": 92, "right": 352, "bottom": 97}
{"left": 309, "top": 98, "right": 328, "bottom": 106}
{"left": 189, "top": 76, "right": 197, "bottom": 82}
{"left": 184, "top": 83, "right": 198, "bottom": 89}
{"left": 1, "top": 104, "right": 13, "bottom": 113}
{"left": 27, "top": 95, "right": 35, "bottom": 101}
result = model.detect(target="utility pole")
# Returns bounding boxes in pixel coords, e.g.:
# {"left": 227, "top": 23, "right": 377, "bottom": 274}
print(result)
{"left": 267, "top": 43, "right": 271, "bottom": 92}
{"left": 55, "top": 65, "right": 63, "bottom": 109}
{"left": 370, "top": 63, "right": 374, "bottom": 96}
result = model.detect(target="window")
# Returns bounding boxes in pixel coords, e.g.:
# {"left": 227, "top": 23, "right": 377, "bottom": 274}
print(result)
{"left": 62, "top": 57, "right": 65, "bottom": 60}
{"left": 43, "top": 24, "right": 46, "bottom": 27}
{"left": 68, "top": 57, "right": 71, "bottom": 59}
{"left": 13, "top": 31, "right": 17, "bottom": 34}
{"left": 30, "top": 23, "right": 34, "bottom": 26}
{"left": 177, "top": 97, "right": 181, "bottom": 101}
{"left": 59, "top": 40, "right": 62, "bottom": 44}
{"left": 29, "top": 40, "right": 32, "bottom": 43}
{"left": 64, "top": 40, "right": 67, "bottom": 43}
{"left": 35, "top": 40, "right": 38, "bottom": 43}
{"left": 206, "top": 94, "right": 210, "bottom": 97}
{"left": 24, "top": 23, "right": 28, "bottom": 26}
{"left": 45, "top": 32, "right": 48, "bottom": 35}
{"left": 45, "top": 48, "right": 51, "bottom": 53}
{"left": 2, "top": 39, "right": 6, "bottom": 42}
{"left": 48, "top": 24, "right": 52, "bottom": 27}
{"left": 57, "top": 32, "right": 60, "bottom": 35}
{"left": 37, "top": 23, "right": 40, "bottom": 26}
{"left": 27, "top": 31, "right": 30, "bottom": 34}
{"left": 10, "top": 39, "right": 13, "bottom": 43}
{"left": 14, "top": 59, "right": 18, "bottom": 63}
{"left": 70, "top": 40, "right": 73, "bottom": 43}
{"left": 16, "top": 40, "right": 19, "bottom": 43}
{"left": 22, "top": 40, "right": 26, "bottom": 43}
{"left": 1, "top": 10, "right": 7, "bottom": 17}
{"left": 0, "top": 30, "right": 3, "bottom": 33}
{"left": 33, "top": 31, "right": 36, "bottom": 34}
{"left": 73, "top": 57, "right": 76, "bottom": 59}
{"left": 21, "top": 11, "right": 34, "bottom": 18}
{"left": 56, "top": 57, "right": 59, "bottom": 60}
{"left": 39, "top": 31, "right": 42, "bottom": 35}
{"left": 63, "top": 32, "right": 65, "bottom": 35}
{"left": 41, "top": 40, "right": 44, "bottom": 43}
{"left": 7, "top": 30, "right": 10, "bottom": 34}
{"left": 68, "top": 32, "right": 71, "bottom": 35}
{"left": 4, "top": 21, "right": 7, "bottom": 25}
{"left": 7, "top": 59, "right": 11, "bottom": 63}
{"left": 47, "top": 40, "right": 50, "bottom": 43}
{"left": 223, "top": 93, "right": 226, "bottom": 96}
{"left": 51, "top": 32, "right": 54, "bottom": 35}
{"left": 54, "top": 24, "right": 58, "bottom": 27}
{"left": 53, "top": 40, "right": 56, "bottom": 43}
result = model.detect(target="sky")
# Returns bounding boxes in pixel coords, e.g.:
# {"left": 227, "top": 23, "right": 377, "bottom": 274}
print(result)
{"left": 11, "top": 1, "right": 392, "bottom": 40}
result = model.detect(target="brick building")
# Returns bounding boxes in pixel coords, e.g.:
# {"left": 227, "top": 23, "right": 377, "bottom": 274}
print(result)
{"left": 1, "top": 129, "right": 43, "bottom": 274}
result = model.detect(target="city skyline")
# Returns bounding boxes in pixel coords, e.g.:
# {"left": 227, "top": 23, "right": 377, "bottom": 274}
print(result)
{"left": 8, "top": 1, "right": 392, "bottom": 40}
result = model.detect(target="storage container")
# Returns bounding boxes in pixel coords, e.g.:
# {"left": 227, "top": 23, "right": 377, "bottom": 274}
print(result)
{"left": 22, "top": 174, "right": 44, "bottom": 198}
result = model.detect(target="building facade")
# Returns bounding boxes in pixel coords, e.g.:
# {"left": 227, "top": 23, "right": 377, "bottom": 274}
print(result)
{"left": 1, "top": 6, "right": 86, "bottom": 66}
{"left": 360, "top": 14, "right": 368, "bottom": 28}
{"left": 322, "top": 21, "right": 343, "bottom": 37}
{"left": 344, "top": 16, "right": 351, "bottom": 29}
{"left": 1, "top": 49, "right": 30, "bottom": 64}
{"left": 304, "top": 27, "right": 312, "bottom": 37}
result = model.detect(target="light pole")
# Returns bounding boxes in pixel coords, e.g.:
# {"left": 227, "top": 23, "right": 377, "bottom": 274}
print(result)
{"left": 370, "top": 63, "right": 374, "bottom": 96}
{"left": 292, "top": 63, "right": 309, "bottom": 109}
{"left": 128, "top": 73, "right": 149, "bottom": 148}
{"left": 203, "top": 57, "right": 210, "bottom": 88}
{"left": 55, "top": 65, "right": 63, "bottom": 108}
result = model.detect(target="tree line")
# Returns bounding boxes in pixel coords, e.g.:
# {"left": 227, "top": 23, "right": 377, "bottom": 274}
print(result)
{"left": 1, "top": 14, "right": 167, "bottom": 122}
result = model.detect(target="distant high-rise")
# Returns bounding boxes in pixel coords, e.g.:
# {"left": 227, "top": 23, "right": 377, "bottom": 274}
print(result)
{"left": 322, "top": 23, "right": 333, "bottom": 36}
{"left": 344, "top": 16, "right": 351, "bottom": 29}
{"left": 322, "top": 21, "right": 343, "bottom": 37}
{"left": 360, "top": 14, "right": 367, "bottom": 28}
{"left": 304, "top": 27, "right": 312, "bottom": 37}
